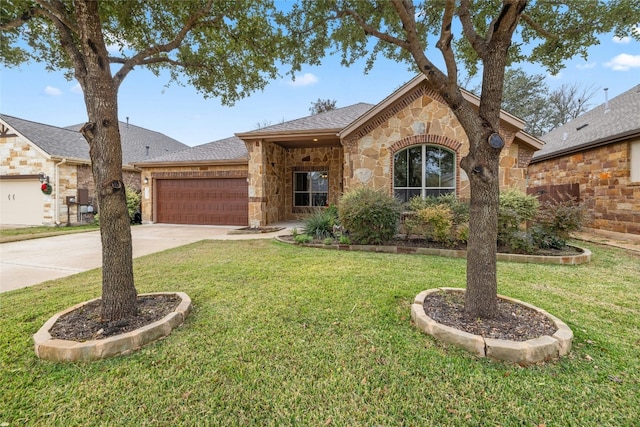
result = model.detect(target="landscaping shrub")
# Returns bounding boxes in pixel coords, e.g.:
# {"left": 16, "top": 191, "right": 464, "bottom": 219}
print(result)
{"left": 303, "top": 208, "right": 336, "bottom": 239}
{"left": 498, "top": 189, "right": 539, "bottom": 250}
{"left": 415, "top": 205, "right": 454, "bottom": 243}
{"left": 532, "top": 197, "right": 586, "bottom": 248}
{"left": 403, "top": 195, "right": 469, "bottom": 242}
{"left": 338, "top": 187, "right": 402, "bottom": 245}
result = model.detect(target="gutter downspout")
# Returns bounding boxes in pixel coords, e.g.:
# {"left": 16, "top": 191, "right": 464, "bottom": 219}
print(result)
{"left": 54, "top": 159, "right": 67, "bottom": 225}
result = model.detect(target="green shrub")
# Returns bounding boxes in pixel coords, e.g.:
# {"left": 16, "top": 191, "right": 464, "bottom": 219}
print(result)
{"left": 303, "top": 209, "right": 336, "bottom": 239}
{"left": 498, "top": 189, "right": 539, "bottom": 248}
{"left": 454, "top": 222, "right": 470, "bottom": 243}
{"left": 534, "top": 198, "right": 586, "bottom": 242}
{"left": 294, "top": 234, "right": 313, "bottom": 244}
{"left": 338, "top": 187, "right": 402, "bottom": 245}
{"left": 415, "top": 205, "right": 454, "bottom": 243}
{"left": 126, "top": 187, "right": 142, "bottom": 221}
{"left": 338, "top": 235, "right": 351, "bottom": 245}
{"left": 323, "top": 237, "right": 334, "bottom": 245}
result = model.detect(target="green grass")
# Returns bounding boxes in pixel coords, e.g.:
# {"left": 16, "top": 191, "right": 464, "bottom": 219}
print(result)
{"left": 0, "top": 224, "right": 99, "bottom": 243}
{"left": 1, "top": 240, "right": 638, "bottom": 426}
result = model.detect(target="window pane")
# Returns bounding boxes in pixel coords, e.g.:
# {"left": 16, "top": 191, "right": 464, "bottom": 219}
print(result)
{"left": 394, "top": 151, "right": 408, "bottom": 187}
{"left": 394, "top": 189, "right": 408, "bottom": 203}
{"left": 408, "top": 147, "right": 422, "bottom": 187}
{"left": 440, "top": 150, "right": 455, "bottom": 187}
{"left": 312, "top": 193, "right": 328, "bottom": 206}
{"left": 311, "top": 172, "right": 328, "bottom": 191}
{"left": 425, "top": 146, "right": 442, "bottom": 187}
{"left": 295, "top": 193, "right": 309, "bottom": 206}
{"left": 295, "top": 173, "right": 308, "bottom": 191}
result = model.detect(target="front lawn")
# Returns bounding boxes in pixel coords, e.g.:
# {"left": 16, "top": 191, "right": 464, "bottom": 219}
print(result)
{"left": 0, "top": 224, "right": 99, "bottom": 243}
{"left": 1, "top": 239, "right": 638, "bottom": 425}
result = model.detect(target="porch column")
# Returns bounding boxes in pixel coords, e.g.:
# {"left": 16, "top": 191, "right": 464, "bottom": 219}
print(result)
{"left": 246, "top": 139, "right": 267, "bottom": 227}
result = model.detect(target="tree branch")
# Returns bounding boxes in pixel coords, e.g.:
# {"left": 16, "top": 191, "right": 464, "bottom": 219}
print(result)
{"left": 112, "top": 1, "right": 222, "bottom": 88}
{"left": 520, "top": 12, "right": 559, "bottom": 39}
{"left": 436, "top": 0, "right": 458, "bottom": 86}
{"left": 335, "top": 6, "right": 410, "bottom": 50}
{"left": 458, "top": 0, "right": 488, "bottom": 58}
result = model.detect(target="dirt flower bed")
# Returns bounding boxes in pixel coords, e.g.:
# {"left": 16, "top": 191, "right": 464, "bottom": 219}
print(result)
{"left": 49, "top": 294, "right": 181, "bottom": 342}
{"left": 423, "top": 291, "right": 558, "bottom": 341}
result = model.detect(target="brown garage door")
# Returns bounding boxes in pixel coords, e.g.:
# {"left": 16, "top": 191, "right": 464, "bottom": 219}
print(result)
{"left": 155, "top": 178, "right": 248, "bottom": 226}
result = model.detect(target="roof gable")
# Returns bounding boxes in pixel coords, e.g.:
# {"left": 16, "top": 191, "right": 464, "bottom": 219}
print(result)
{"left": 1, "top": 114, "right": 89, "bottom": 161}
{"left": 533, "top": 84, "right": 640, "bottom": 162}
{"left": 338, "top": 74, "right": 542, "bottom": 151}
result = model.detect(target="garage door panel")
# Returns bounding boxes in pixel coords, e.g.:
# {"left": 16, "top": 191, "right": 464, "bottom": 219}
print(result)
{"left": 0, "top": 179, "right": 43, "bottom": 226}
{"left": 156, "top": 178, "right": 248, "bottom": 226}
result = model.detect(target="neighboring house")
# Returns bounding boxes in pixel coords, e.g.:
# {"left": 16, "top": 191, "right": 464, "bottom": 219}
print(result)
{"left": 135, "top": 74, "right": 543, "bottom": 227}
{"left": 528, "top": 84, "right": 640, "bottom": 235}
{"left": 0, "top": 115, "right": 188, "bottom": 226}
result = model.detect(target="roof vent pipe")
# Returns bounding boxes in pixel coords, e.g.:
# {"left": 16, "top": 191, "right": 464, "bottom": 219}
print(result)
{"left": 145, "top": 145, "right": 150, "bottom": 157}
{"left": 604, "top": 88, "right": 610, "bottom": 114}
{"left": 126, "top": 116, "right": 130, "bottom": 128}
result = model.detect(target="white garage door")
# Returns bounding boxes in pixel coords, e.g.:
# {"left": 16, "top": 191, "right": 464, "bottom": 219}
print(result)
{"left": 0, "top": 178, "right": 44, "bottom": 226}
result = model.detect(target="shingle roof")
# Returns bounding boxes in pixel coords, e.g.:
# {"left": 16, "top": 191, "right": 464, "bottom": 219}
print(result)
{"left": 65, "top": 121, "right": 188, "bottom": 163}
{"left": 532, "top": 84, "right": 640, "bottom": 162}
{"left": 1, "top": 114, "right": 89, "bottom": 160}
{"left": 137, "top": 136, "right": 247, "bottom": 163}
{"left": 240, "top": 103, "right": 375, "bottom": 135}
{"left": 1, "top": 114, "right": 189, "bottom": 165}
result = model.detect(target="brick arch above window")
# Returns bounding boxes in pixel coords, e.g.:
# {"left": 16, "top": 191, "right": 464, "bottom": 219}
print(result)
{"left": 389, "top": 134, "right": 462, "bottom": 155}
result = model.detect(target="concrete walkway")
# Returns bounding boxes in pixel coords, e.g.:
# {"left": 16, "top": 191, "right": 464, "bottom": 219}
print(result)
{"left": 0, "top": 223, "right": 299, "bottom": 293}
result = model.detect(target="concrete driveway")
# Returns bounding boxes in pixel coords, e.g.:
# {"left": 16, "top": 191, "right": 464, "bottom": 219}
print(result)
{"left": 0, "top": 223, "right": 296, "bottom": 293}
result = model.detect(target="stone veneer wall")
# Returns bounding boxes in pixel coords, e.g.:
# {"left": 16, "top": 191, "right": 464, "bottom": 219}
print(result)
{"left": 284, "top": 145, "right": 343, "bottom": 219}
{"left": 139, "top": 164, "right": 248, "bottom": 223}
{"left": 341, "top": 84, "right": 527, "bottom": 199}
{"left": 528, "top": 139, "right": 640, "bottom": 235}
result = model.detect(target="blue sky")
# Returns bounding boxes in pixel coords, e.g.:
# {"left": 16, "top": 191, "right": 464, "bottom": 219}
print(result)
{"left": 1, "top": 24, "right": 638, "bottom": 147}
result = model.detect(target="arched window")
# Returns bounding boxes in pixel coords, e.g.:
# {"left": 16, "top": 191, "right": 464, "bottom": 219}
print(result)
{"left": 393, "top": 145, "right": 455, "bottom": 203}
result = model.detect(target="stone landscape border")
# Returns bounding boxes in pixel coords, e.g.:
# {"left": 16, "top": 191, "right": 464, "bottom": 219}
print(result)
{"left": 411, "top": 288, "right": 573, "bottom": 364}
{"left": 275, "top": 236, "right": 592, "bottom": 265}
{"left": 34, "top": 292, "right": 191, "bottom": 362}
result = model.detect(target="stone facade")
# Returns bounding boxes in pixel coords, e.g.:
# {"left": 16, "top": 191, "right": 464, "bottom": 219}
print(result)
{"left": 243, "top": 83, "right": 536, "bottom": 226}
{"left": 1, "top": 129, "right": 141, "bottom": 226}
{"left": 139, "top": 164, "right": 248, "bottom": 223}
{"left": 341, "top": 84, "right": 528, "bottom": 200}
{"left": 528, "top": 138, "right": 640, "bottom": 235}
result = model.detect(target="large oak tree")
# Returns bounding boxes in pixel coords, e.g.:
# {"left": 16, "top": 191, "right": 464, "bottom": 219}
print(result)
{"left": 1, "top": 0, "right": 298, "bottom": 321}
{"left": 283, "top": 0, "right": 639, "bottom": 317}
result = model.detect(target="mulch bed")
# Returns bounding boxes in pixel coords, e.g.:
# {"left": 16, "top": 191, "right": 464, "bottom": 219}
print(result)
{"left": 49, "top": 294, "right": 180, "bottom": 342}
{"left": 423, "top": 291, "right": 558, "bottom": 341}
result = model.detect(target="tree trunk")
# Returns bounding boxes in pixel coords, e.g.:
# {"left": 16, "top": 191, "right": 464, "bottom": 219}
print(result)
{"left": 462, "top": 139, "right": 500, "bottom": 318}
{"left": 75, "top": 0, "right": 137, "bottom": 321}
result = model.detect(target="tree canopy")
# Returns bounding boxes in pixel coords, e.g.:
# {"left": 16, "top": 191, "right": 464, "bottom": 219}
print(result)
{"left": 309, "top": 98, "right": 338, "bottom": 115}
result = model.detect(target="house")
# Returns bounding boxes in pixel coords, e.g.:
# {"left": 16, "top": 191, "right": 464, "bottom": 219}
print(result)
{"left": 528, "top": 84, "right": 640, "bottom": 236}
{"left": 135, "top": 75, "right": 543, "bottom": 227}
{"left": 0, "top": 115, "right": 188, "bottom": 226}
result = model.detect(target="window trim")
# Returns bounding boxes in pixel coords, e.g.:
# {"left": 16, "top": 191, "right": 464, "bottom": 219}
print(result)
{"left": 393, "top": 144, "right": 456, "bottom": 202}
{"left": 293, "top": 170, "right": 329, "bottom": 207}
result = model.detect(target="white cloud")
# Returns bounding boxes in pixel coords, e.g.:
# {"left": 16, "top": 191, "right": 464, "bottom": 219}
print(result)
{"left": 287, "top": 73, "right": 318, "bottom": 87}
{"left": 613, "top": 35, "right": 631, "bottom": 44}
{"left": 576, "top": 62, "right": 597, "bottom": 70}
{"left": 44, "top": 86, "right": 62, "bottom": 96}
{"left": 604, "top": 53, "right": 640, "bottom": 71}
{"left": 71, "top": 83, "right": 83, "bottom": 94}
